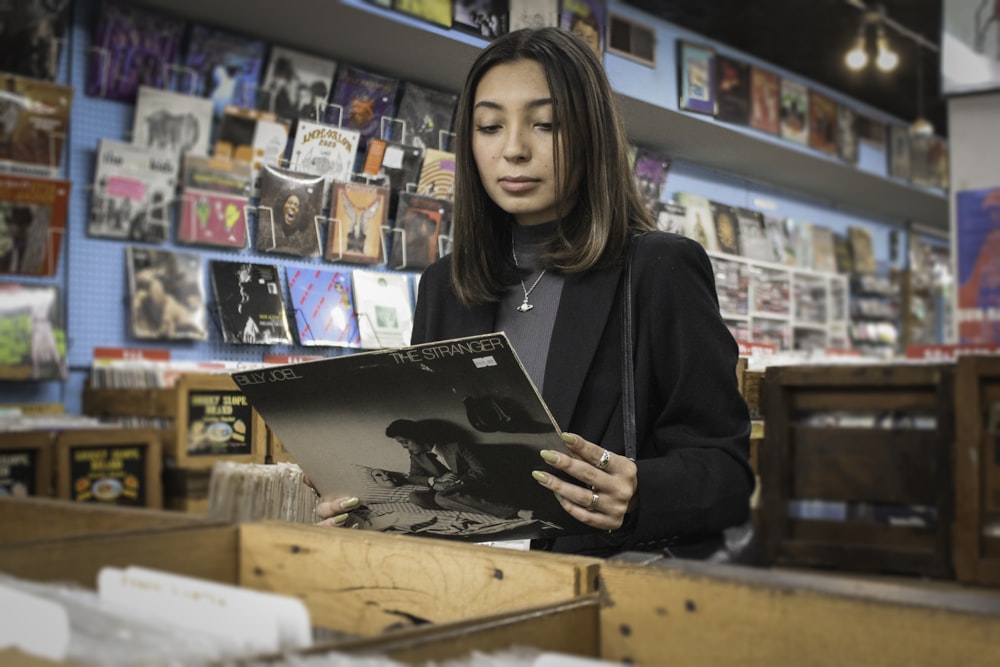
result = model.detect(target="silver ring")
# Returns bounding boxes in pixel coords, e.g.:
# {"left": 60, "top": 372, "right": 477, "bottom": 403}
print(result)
{"left": 589, "top": 492, "right": 600, "bottom": 510}
{"left": 596, "top": 449, "right": 611, "bottom": 470}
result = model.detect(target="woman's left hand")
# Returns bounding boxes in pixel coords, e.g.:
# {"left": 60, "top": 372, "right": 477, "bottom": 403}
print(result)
{"left": 533, "top": 432, "right": 637, "bottom": 530}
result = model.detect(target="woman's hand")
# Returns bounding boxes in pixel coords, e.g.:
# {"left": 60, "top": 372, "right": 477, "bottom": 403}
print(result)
{"left": 532, "top": 432, "right": 638, "bottom": 530}
{"left": 315, "top": 495, "right": 361, "bottom": 528}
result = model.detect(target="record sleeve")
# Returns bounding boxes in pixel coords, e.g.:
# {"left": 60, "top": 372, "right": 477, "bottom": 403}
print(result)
{"left": 632, "top": 146, "right": 671, "bottom": 213}
{"left": 0, "top": 74, "right": 73, "bottom": 176}
{"left": 763, "top": 215, "right": 790, "bottom": 265}
{"left": 0, "top": 282, "right": 67, "bottom": 381}
{"left": 393, "top": 0, "right": 453, "bottom": 28}
{"left": 811, "top": 225, "right": 837, "bottom": 274}
{"left": 710, "top": 201, "right": 742, "bottom": 256}
{"left": 132, "top": 86, "right": 214, "bottom": 163}
{"left": 210, "top": 260, "right": 293, "bottom": 345}
{"left": 231, "top": 332, "right": 590, "bottom": 541}
{"left": 779, "top": 79, "right": 809, "bottom": 145}
{"left": 288, "top": 119, "right": 361, "bottom": 205}
{"left": 674, "top": 192, "right": 719, "bottom": 252}
{"left": 352, "top": 268, "right": 412, "bottom": 349}
{"left": 389, "top": 191, "right": 452, "bottom": 270}
{"left": 715, "top": 55, "right": 751, "bottom": 125}
{"left": 327, "top": 65, "right": 400, "bottom": 145}
{"left": 508, "top": 0, "right": 558, "bottom": 30}
{"left": 178, "top": 154, "right": 252, "bottom": 248}
{"left": 85, "top": 1, "right": 185, "bottom": 103}
{"left": 0, "top": 174, "right": 69, "bottom": 277}
{"left": 749, "top": 66, "right": 780, "bottom": 135}
{"left": 285, "top": 265, "right": 361, "bottom": 348}
{"left": 90, "top": 139, "right": 177, "bottom": 244}
{"left": 836, "top": 103, "right": 859, "bottom": 165}
{"left": 181, "top": 23, "right": 267, "bottom": 116}
{"left": 392, "top": 81, "right": 457, "bottom": 150}
{"left": 734, "top": 207, "right": 773, "bottom": 262}
{"left": 849, "top": 225, "right": 876, "bottom": 275}
{"left": 256, "top": 165, "right": 324, "bottom": 258}
{"left": 808, "top": 90, "right": 837, "bottom": 155}
{"left": 677, "top": 41, "right": 715, "bottom": 116}
{"left": 416, "top": 148, "right": 455, "bottom": 200}
{"left": 257, "top": 45, "right": 337, "bottom": 122}
{"left": 559, "top": 0, "right": 604, "bottom": 57}
{"left": 888, "top": 124, "right": 911, "bottom": 181}
{"left": 652, "top": 201, "right": 687, "bottom": 235}
{"left": 126, "top": 246, "right": 208, "bottom": 341}
{"left": 0, "top": 0, "right": 71, "bottom": 82}
{"left": 361, "top": 138, "right": 425, "bottom": 218}
{"left": 453, "top": 0, "right": 509, "bottom": 38}
{"left": 214, "top": 106, "right": 277, "bottom": 163}
{"left": 327, "top": 180, "right": 391, "bottom": 265}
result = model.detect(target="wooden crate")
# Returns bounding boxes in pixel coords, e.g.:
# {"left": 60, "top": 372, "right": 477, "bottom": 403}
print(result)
{"left": 81, "top": 382, "right": 176, "bottom": 451}
{"left": 954, "top": 355, "right": 1000, "bottom": 586}
{"left": 0, "top": 431, "right": 54, "bottom": 497}
{"left": 758, "top": 363, "right": 955, "bottom": 578}
{"left": 54, "top": 428, "right": 163, "bottom": 509}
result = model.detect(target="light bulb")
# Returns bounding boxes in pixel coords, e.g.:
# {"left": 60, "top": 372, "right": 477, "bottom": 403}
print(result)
{"left": 876, "top": 34, "right": 898, "bottom": 71}
{"left": 910, "top": 117, "right": 934, "bottom": 136}
{"left": 845, "top": 35, "right": 868, "bottom": 70}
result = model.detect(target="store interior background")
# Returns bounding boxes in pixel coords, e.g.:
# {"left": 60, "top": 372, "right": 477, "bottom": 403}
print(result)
{"left": 4, "top": 0, "right": 989, "bottom": 414}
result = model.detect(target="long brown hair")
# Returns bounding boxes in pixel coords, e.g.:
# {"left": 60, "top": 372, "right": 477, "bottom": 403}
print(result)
{"left": 450, "top": 27, "right": 654, "bottom": 306}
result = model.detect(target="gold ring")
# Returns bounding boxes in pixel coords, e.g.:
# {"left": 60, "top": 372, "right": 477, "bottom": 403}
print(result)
{"left": 596, "top": 449, "right": 611, "bottom": 470}
{"left": 589, "top": 492, "right": 600, "bottom": 510}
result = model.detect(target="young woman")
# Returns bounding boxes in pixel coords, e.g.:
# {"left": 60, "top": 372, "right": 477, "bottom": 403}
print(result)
{"left": 317, "top": 27, "right": 753, "bottom": 557}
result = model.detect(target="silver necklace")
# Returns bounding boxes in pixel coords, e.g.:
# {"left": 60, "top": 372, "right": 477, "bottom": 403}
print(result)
{"left": 511, "top": 234, "right": 546, "bottom": 313}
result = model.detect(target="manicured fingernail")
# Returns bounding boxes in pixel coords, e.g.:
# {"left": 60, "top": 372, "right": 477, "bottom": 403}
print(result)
{"left": 341, "top": 497, "right": 360, "bottom": 509}
{"left": 532, "top": 470, "right": 550, "bottom": 484}
{"left": 560, "top": 432, "right": 576, "bottom": 446}
{"left": 333, "top": 513, "right": 350, "bottom": 525}
{"left": 540, "top": 449, "right": 559, "bottom": 464}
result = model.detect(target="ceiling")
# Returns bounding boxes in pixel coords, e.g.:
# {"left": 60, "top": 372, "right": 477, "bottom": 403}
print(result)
{"left": 622, "top": 0, "right": 947, "bottom": 137}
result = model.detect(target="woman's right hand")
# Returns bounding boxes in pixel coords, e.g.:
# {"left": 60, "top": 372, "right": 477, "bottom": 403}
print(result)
{"left": 315, "top": 495, "right": 361, "bottom": 527}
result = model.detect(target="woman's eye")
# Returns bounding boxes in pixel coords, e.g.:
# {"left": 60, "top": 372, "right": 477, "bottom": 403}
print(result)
{"left": 535, "top": 122, "right": 553, "bottom": 131}
{"left": 475, "top": 124, "right": 501, "bottom": 134}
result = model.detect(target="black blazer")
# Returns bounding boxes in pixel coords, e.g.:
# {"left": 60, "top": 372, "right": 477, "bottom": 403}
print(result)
{"left": 412, "top": 231, "right": 754, "bottom": 555}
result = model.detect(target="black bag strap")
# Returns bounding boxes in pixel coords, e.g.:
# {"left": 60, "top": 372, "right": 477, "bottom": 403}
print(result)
{"left": 621, "top": 234, "right": 640, "bottom": 460}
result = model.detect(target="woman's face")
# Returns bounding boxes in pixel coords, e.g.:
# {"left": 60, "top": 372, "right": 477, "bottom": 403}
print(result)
{"left": 283, "top": 194, "right": 300, "bottom": 226}
{"left": 471, "top": 59, "right": 565, "bottom": 227}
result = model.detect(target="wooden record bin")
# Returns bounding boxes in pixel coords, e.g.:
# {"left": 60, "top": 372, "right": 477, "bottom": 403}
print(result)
{"left": 758, "top": 363, "right": 955, "bottom": 578}
{"left": 0, "top": 431, "right": 54, "bottom": 498}
{"left": 54, "top": 428, "right": 163, "bottom": 509}
{"left": 954, "top": 355, "right": 1000, "bottom": 586}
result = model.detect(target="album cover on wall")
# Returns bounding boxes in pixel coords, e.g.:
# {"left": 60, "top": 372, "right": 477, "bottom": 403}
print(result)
{"left": 508, "top": 0, "right": 558, "bottom": 30}
{"left": 632, "top": 146, "right": 672, "bottom": 213}
{"left": 888, "top": 124, "right": 911, "bottom": 181}
{"left": 288, "top": 119, "right": 361, "bottom": 205}
{"left": 210, "top": 260, "right": 293, "bottom": 345}
{"left": 779, "top": 78, "right": 809, "bottom": 145}
{"left": 126, "top": 246, "right": 208, "bottom": 341}
{"left": 389, "top": 192, "right": 452, "bottom": 271}
{"left": 677, "top": 41, "right": 716, "bottom": 116}
{"left": 181, "top": 23, "right": 267, "bottom": 116}
{"left": 763, "top": 215, "right": 791, "bottom": 265}
{"left": 0, "top": 282, "right": 67, "bottom": 381}
{"left": 559, "top": 0, "right": 605, "bottom": 57}
{"left": 86, "top": 0, "right": 186, "bottom": 103}
{"left": 255, "top": 165, "right": 324, "bottom": 258}
{"left": 652, "top": 201, "right": 687, "bottom": 235}
{"left": 327, "top": 65, "right": 400, "bottom": 145}
{"left": 352, "top": 269, "right": 413, "bottom": 349}
{"left": 715, "top": 55, "right": 752, "bottom": 125}
{"left": 807, "top": 90, "right": 837, "bottom": 155}
{"left": 393, "top": 0, "right": 454, "bottom": 28}
{"left": 361, "top": 138, "right": 425, "bottom": 218}
{"left": 836, "top": 103, "right": 859, "bottom": 165}
{"left": 674, "top": 191, "right": 719, "bottom": 253}
{"left": 0, "top": 74, "right": 73, "bottom": 176}
{"left": 90, "top": 139, "right": 177, "bottom": 244}
{"left": 214, "top": 106, "right": 276, "bottom": 162}
{"left": 848, "top": 225, "right": 876, "bottom": 275}
{"left": 132, "top": 86, "right": 214, "bottom": 163}
{"left": 416, "top": 148, "right": 456, "bottom": 200}
{"left": 285, "top": 265, "right": 361, "bottom": 348}
{"left": 710, "top": 201, "right": 742, "bottom": 256}
{"left": 327, "top": 180, "right": 390, "bottom": 265}
{"left": 810, "top": 225, "right": 838, "bottom": 274}
{"left": 749, "top": 66, "right": 780, "bottom": 135}
{"left": 0, "top": 0, "right": 71, "bottom": 82}
{"left": 0, "top": 174, "right": 69, "bottom": 277}
{"left": 453, "top": 0, "right": 509, "bottom": 38}
{"left": 257, "top": 45, "right": 338, "bottom": 122}
{"left": 392, "top": 81, "right": 458, "bottom": 150}
{"left": 178, "top": 154, "right": 252, "bottom": 249}
{"left": 734, "top": 207, "right": 772, "bottom": 262}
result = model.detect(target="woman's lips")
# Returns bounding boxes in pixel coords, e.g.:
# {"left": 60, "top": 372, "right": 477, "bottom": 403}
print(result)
{"left": 498, "top": 177, "right": 539, "bottom": 193}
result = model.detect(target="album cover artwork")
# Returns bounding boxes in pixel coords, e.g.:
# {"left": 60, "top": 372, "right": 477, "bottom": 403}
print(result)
{"left": 749, "top": 66, "right": 780, "bottom": 135}
{"left": 351, "top": 268, "right": 412, "bottom": 349}
{"left": 0, "top": 0, "right": 71, "bottom": 82}
{"left": 181, "top": 23, "right": 267, "bottom": 116}
{"left": 361, "top": 138, "right": 425, "bottom": 218}
{"left": 0, "top": 282, "right": 67, "bottom": 381}
{"left": 327, "top": 65, "right": 400, "bottom": 145}
{"left": 715, "top": 55, "right": 752, "bottom": 125}
{"left": 849, "top": 225, "right": 876, "bottom": 275}
{"left": 453, "top": 0, "right": 510, "bottom": 38}
{"left": 652, "top": 201, "right": 687, "bottom": 235}
{"left": 779, "top": 78, "right": 809, "bottom": 145}
{"left": 710, "top": 202, "right": 742, "bottom": 256}
{"left": 0, "top": 74, "right": 73, "bottom": 175}
{"left": 257, "top": 45, "right": 337, "bottom": 122}
{"left": 763, "top": 215, "right": 790, "bottom": 265}
{"left": 392, "top": 81, "right": 457, "bottom": 151}
{"left": 256, "top": 165, "right": 324, "bottom": 258}
{"left": 389, "top": 192, "right": 452, "bottom": 271}
{"left": 810, "top": 225, "right": 838, "bottom": 274}
{"left": 85, "top": 0, "right": 186, "bottom": 103}
{"left": 808, "top": 90, "right": 837, "bottom": 155}
{"left": 328, "top": 180, "right": 390, "bottom": 265}
{"left": 210, "top": 260, "right": 293, "bottom": 345}
{"left": 508, "top": 0, "right": 558, "bottom": 30}
{"left": 285, "top": 265, "right": 361, "bottom": 348}
{"left": 0, "top": 174, "right": 69, "bottom": 277}
{"left": 417, "top": 148, "right": 455, "bottom": 200}
{"left": 393, "top": 0, "right": 453, "bottom": 28}
{"left": 178, "top": 154, "right": 252, "bottom": 248}
{"left": 632, "top": 146, "right": 671, "bottom": 213}
{"left": 289, "top": 119, "right": 361, "bottom": 205}
{"left": 888, "top": 124, "right": 911, "bottom": 181}
{"left": 132, "top": 86, "right": 214, "bottom": 163}
{"left": 90, "top": 139, "right": 178, "bottom": 244}
{"left": 674, "top": 191, "right": 719, "bottom": 253}
{"left": 559, "top": 0, "right": 604, "bottom": 57}
{"left": 214, "top": 106, "right": 277, "bottom": 162}
{"left": 836, "top": 103, "right": 859, "bottom": 165}
{"left": 126, "top": 246, "right": 208, "bottom": 341}
{"left": 734, "top": 207, "right": 772, "bottom": 262}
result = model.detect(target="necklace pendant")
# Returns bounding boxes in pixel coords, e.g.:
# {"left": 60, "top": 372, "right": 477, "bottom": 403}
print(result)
{"left": 517, "top": 300, "right": 534, "bottom": 313}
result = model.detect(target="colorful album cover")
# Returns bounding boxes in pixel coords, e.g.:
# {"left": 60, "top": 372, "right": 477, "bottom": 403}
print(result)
{"left": 393, "top": 0, "right": 453, "bottom": 28}
{"left": 90, "top": 139, "right": 177, "bottom": 243}
{"left": 256, "top": 165, "right": 324, "bottom": 258}
{"left": 508, "top": 0, "right": 558, "bottom": 30}
{"left": 848, "top": 225, "right": 876, "bottom": 275}
{"left": 674, "top": 192, "right": 719, "bottom": 253}
{"left": 0, "top": 74, "right": 73, "bottom": 175}
{"left": 327, "top": 65, "right": 400, "bottom": 145}
{"left": 715, "top": 55, "right": 752, "bottom": 125}
{"left": 417, "top": 148, "right": 455, "bottom": 200}
{"left": 214, "top": 106, "right": 278, "bottom": 163}
{"left": 328, "top": 181, "right": 391, "bottom": 265}
{"left": 361, "top": 138, "right": 425, "bottom": 218}
{"left": 677, "top": 41, "right": 715, "bottom": 116}
{"left": 210, "top": 260, "right": 292, "bottom": 345}
{"left": 808, "top": 90, "right": 837, "bottom": 155}
{"left": 810, "top": 225, "right": 838, "bottom": 274}
{"left": 559, "top": 0, "right": 604, "bottom": 57}
{"left": 734, "top": 207, "right": 772, "bottom": 262}
{"left": 132, "top": 86, "right": 214, "bottom": 163}
{"left": 289, "top": 119, "right": 361, "bottom": 205}
{"left": 0, "top": 282, "right": 67, "bottom": 381}
{"left": 284, "top": 265, "right": 361, "bottom": 348}
{"left": 888, "top": 124, "right": 911, "bottom": 181}
{"left": 652, "top": 201, "right": 687, "bottom": 235}
{"left": 749, "top": 66, "right": 780, "bottom": 135}
{"left": 392, "top": 81, "right": 457, "bottom": 151}
{"left": 956, "top": 187, "right": 1000, "bottom": 344}
{"left": 178, "top": 154, "right": 252, "bottom": 248}
{"left": 453, "top": 0, "right": 510, "bottom": 38}
{"left": 126, "top": 246, "right": 208, "bottom": 341}
{"left": 779, "top": 79, "right": 809, "bottom": 145}
{"left": 351, "top": 268, "right": 412, "bottom": 349}
{"left": 0, "top": 174, "right": 69, "bottom": 277}
{"left": 836, "top": 103, "right": 859, "bottom": 165}
{"left": 0, "top": 0, "right": 71, "bottom": 82}
{"left": 257, "top": 45, "right": 337, "bottom": 121}
{"left": 85, "top": 1, "right": 186, "bottom": 103}
{"left": 632, "top": 146, "right": 671, "bottom": 213}
{"left": 181, "top": 23, "right": 267, "bottom": 116}
{"left": 710, "top": 202, "right": 742, "bottom": 256}
{"left": 389, "top": 192, "right": 452, "bottom": 271}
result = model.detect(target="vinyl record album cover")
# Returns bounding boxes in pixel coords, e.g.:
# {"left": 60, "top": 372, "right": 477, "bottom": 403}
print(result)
{"left": 715, "top": 54, "right": 751, "bottom": 125}
{"left": 327, "top": 65, "right": 400, "bottom": 145}
{"left": 453, "top": 0, "right": 509, "bottom": 38}
{"left": 0, "top": 174, "right": 69, "bottom": 277}
{"left": 749, "top": 66, "right": 780, "bottom": 135}
{"left": 132, "top": 86, "right": 214, "bottom": 163}
{"left": 288, "top": 119, "right": 361, "bottom": 205}
{"left": 126, "top": 246, "right": 208, "bottom": 341}
{"left": 808, "top": 90, "right": 837, "bottom": 155}
{"left": 0, "top": 282, "right": 67, "bottom": 381}
{"left": 210, "top": 260, "right": 292, "bottom": 345}
{"left": 352, "top": 268, "right": 412, "bottom": 349}
{"left": 779, "top": 78, "right": 809, "bottom": 145}
{"left": 559, "top": 0, "right": 604, "bottom": 57}
{"left": 182, "top": 23, "right": 267, "bottom": 116}
{"left": 90, "top": 139, "right": 177, "bottom": 243}
{"left": 285, "top": 265, "right": 361, "bottom": 348}
{"left": 710, "top": 201, "right": 742, "bottom": 256}
{"left": 178, "top": 154, "right": 252, "bottom": 248}
{"left": 416, "top": 148, "right": 455, "bottom": 201}
{"left": 652, "top": 201, "right": 687, "bottom": 235}
{"left": 327, "top": 180, "right": 390, "bottom": 264}
{"left": 392, "top": 81, "right": 457, "bottom": 150}
{"left": 256, "top": 165, "right": 324, "bottom": 258}
{"left": 0, "top": 0, "right": 71, "bottom": 82}
{"left": 0, "top": 73, "right": 73, "bottom": 176}
{"left": 389, "top": 191, "right": 452, "bottom": 270}
{"left": 257, "top": 45, "right": 337, "bottom": 121}
{"left": 675, "top": 191, "right": 719, "bottom": 253}
{"left": 734, "top": 207, "right": 773, "bottom": 262}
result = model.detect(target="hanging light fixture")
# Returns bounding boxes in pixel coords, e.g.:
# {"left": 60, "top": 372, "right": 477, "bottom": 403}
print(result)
{"left": 875, "top": 24, "right": 899, "bottom": 71}
{"left": 843, "top": 4, "right": 900, "bottom": 73}
{"left": 909, "top": 48, "right": 934, "bottom": 136}
{"left": 845, "top": 24, "right": 869, "bottom": 70}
